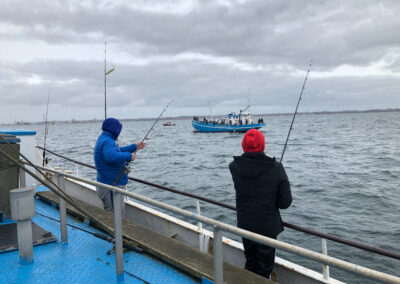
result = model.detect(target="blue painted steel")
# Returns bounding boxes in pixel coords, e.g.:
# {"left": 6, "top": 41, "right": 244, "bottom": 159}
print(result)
{"left": 0, "top": 219, "right": 16, "bottom": 225}
{"left": 192, "top": 120, "right": 265, "bottom": 133}
{"left": 202, "top": 277, "right": 214, "bottom": 284}
{"left": 0, "top": 199, "right": 200, "bottom": 284}
{"left": 35, "top": 185, "right": 50, "bottom": 192}
{"left": 0, "top": 136, "right": 20, "bottom": 144}
{"left": 0, "top": 129, "right": 37, "bottom": 136}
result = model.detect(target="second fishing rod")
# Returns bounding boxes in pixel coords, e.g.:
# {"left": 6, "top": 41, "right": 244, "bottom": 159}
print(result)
{"left": 280, "top": 60, "right": 312, "bottom": 162}
{"left": 111, "top": 99, "right": 174, "bottom": 186}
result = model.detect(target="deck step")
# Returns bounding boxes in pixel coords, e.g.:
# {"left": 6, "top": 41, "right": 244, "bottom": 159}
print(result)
{"left": 36, "top": 191, "right": 274, "bottom": 284}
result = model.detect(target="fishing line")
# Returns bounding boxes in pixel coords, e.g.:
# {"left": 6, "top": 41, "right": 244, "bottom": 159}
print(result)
{"left": 36, "top": 211, "right": 113, "bottom": 242}
{"left": 36, "top": 211, "right": 149, "bottom": 283}
{"left": 112, "top": 98, "right": 175, "bottom": 186}
{"left": 280, "top": 60, "right": 312, "bottom": 163}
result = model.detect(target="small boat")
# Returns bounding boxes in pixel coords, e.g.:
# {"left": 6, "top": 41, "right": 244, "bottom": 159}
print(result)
{"left": 163, "top": 121, "right": 176, "bottom": 126}
{"left": 192, "top": 109, "right": 265, "bottom": 132}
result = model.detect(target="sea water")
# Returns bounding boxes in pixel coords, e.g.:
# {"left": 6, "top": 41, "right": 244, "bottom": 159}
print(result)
{"left": 26, "top": 111, "right": 399, "bottom": 283}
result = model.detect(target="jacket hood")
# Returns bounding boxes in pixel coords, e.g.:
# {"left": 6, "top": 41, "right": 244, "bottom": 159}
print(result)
{"left": 232, "top": 152, "right": 276, "bottom": 178}
{"left": 102, "top": 118, "right": 122, "bottom": 140}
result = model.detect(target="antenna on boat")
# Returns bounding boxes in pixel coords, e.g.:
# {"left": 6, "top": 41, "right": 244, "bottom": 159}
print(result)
{"left": 208, "top": 95, "right": 213, "bottom": 121}
{"left": 280, "top": 60, "right": 312, "bottom": 163}
{"left": 104, "top": 42, "right": 115, "bottom": 120}
{"left": 248, "top": 88, "right": 251, "bottom": 110}
{"left": 111, "top": 98, "right": 175, "bottom": 186}
{"left": 42, "top": 88, "right": 51, "bottom": 166}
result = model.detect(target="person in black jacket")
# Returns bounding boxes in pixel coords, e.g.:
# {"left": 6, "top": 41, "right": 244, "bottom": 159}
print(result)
{"left": 229, "top": 129, "right": 292, "bottom": 278}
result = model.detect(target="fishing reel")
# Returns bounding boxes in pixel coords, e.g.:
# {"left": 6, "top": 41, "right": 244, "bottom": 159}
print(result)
{"left": 124, "top": 163, "right": 131, "bottom": 175}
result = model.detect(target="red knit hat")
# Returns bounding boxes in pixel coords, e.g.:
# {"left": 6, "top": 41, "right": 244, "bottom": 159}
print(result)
{"left": 242, "top": 129, "right": 265, "bottom": 153}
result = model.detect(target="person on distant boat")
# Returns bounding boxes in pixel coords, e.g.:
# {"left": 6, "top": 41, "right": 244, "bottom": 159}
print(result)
{"left": 229, "top": 129, "right": 292, "bottom": 279}
{"left": 94, "top": 117, "right": 146, "bottom": 214}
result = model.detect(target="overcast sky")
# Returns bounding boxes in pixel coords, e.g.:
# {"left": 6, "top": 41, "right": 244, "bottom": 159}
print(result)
{"left": 1, "top": 0, "right": 399, "bottom": 123}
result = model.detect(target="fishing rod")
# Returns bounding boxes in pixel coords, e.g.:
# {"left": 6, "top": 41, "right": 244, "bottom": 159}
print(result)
{"left": 43, "top": 88, "right": 51, "bottom": 166}
{"left": 280, "top": 60, "right": 312, "bottom": 163}
{"left": 112, "top": 98, "right": 175, "bottom": 186}
{"left": 35, "top": 146, "right": 400, "bottom": 261}
{"left": 36, "top": 212, "right": 113, "bottom": 242}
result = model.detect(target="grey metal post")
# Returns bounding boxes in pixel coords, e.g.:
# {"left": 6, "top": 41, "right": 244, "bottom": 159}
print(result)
{"left": 213, "top": 225, "right": 223, "bottom": 284}
{"left": 57, "top": 174, "right": 68, "bottom": 244}
{"left": 17, "top": 220, "right": 33, "bottom": 263}
{"left": 196, "top": 200, "right": 202, "bottom": 231}
{"left": 322, "top": 238, "right": 330, "bottom": 280}
{"left": 10, "top": 188, "right": 35, "bottom": 264}
{"left": 113, "top": 190, "right": 124, "bottom": 281}
{"left": 19, "top": 168, "right": 26, "bottom": 188}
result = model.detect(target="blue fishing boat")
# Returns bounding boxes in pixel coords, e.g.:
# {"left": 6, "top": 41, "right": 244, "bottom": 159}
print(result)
{"left": 192, "top": 110, "right": 265, "bottom": 132}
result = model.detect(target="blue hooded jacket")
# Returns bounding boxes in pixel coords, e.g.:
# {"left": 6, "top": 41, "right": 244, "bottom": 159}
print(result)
{"left": 94, "top": 118, "right": 137, "bottom": 186}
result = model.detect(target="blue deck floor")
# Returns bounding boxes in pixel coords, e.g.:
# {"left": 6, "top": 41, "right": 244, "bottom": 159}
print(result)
{"left": 0, "top": 197, "right": 200, "bottom": 284}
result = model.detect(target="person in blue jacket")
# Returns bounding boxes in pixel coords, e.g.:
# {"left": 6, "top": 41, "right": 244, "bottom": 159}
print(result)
{"left": 94, "top": 117, "right": 146, "bottom": 213}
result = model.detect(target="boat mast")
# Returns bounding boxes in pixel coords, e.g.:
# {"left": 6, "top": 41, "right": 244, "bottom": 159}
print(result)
{"left": 104, "top": 42, "right": 107, "bottom": 120}
{"left": 247, "top": 88, "right": 251, "bottom": 113}
{"left": 104, "top": 42, "right": 115, "bottom": 120}
{"left": 208, "top": 95, "right": 213, "bottom": 121}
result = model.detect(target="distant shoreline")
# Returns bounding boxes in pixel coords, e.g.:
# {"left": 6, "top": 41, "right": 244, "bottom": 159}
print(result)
{"left": 2, "top": 108, "right": 399, "bottom": 126}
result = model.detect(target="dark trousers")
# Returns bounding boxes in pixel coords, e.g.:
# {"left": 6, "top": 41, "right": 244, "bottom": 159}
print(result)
{"left": 242, "top": 236, "right": 276, "bottom": 278}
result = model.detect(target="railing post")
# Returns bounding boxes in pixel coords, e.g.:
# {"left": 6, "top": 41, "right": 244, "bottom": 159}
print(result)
{"left": 75, "top": 164, "right": 79, "bottom": 177}
{"left": 10, "top": 188, "right": 35, "bottom": 264}
{"left": 196, "top": 200, "right": 202, "bottom": 231}
{"left": 213, "top": 225, "right": 223, "bottom": 284}
{"left": 57, "top": 174, "right": 68, "bottom": 244}
{"left": 113, "top": 189, "right": 124, "bottom": 281}
{"left": 322, "top": 238, "right": 330, "bottom": 280}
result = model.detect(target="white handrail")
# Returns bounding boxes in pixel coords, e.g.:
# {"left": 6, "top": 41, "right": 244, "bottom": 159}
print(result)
{"left": 36, "top": 165, "right": 400, "bottom": 284}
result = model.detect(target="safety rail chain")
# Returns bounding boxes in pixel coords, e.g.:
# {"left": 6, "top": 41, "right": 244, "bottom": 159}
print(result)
{"left": 37, "top": 146, "right": 400, "bottom": 262}
{"left": 33, "top": 164, "right": 400, "bottom": 284}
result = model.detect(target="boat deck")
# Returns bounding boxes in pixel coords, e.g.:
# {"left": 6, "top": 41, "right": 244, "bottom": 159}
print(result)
{"left": 0, "top": 196, "right": 199, "bottom": 283}
{"left": 34, "top": 190, "right": 273, "bottom": 284}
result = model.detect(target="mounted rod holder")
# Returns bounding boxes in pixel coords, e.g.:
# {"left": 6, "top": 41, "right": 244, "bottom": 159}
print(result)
{"left": 213, "top": 225, "right": 223, "bottom": 284}
{"left": 57, "top": 174, "right": 68, "bottom": 244}
{"left": 10, "top": 187, "right": 35, "bottom": 264}
{"left": 113, "top": 190, "right": 124, "bottom": 281}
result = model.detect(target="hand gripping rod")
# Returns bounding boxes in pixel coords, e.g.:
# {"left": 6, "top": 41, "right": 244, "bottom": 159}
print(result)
{"left": 280, "top": 60, "right": 312, "bottom": 163}
{"left": 112, "top": 98, "right": 175, "bottom": 186}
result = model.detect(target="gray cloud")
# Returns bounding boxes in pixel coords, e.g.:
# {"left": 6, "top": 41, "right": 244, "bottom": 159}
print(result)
{"left": 1, "top": 0, "right": 400, "bottom": 123}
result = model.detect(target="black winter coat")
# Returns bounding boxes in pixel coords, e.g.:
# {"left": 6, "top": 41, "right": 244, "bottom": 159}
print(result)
{"left": 229, "top": 152, "right": 292, "bottom": 237}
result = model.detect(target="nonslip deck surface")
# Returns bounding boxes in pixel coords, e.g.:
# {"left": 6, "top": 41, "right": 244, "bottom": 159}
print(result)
{"left": 0, "top": 197, "right": 199, "bottom": 284}
{"left": 37, "top": 190, "right": 274, "bottom": 284}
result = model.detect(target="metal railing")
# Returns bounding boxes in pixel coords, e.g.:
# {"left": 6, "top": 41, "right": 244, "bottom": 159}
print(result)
{"left": 37, "top": 146, "right": 400, "bottom": 264}
{"left": 34, "top": 164, "right": 400, "bottom": 284}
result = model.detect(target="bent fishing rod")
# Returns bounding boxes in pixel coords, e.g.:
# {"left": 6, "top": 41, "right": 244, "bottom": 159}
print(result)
{"left": 280, "top": 60, "right": 312, "bottom": 163}
{"left": 43, "top": 88, "right": 51, "bottom": 166}
{"left": 112, "top": 98, "right": 175, "bottom": 186}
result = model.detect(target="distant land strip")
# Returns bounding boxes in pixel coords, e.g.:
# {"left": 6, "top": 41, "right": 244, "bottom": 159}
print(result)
{"left": 2, "top": 108, "right": 399, "bottom": 126}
